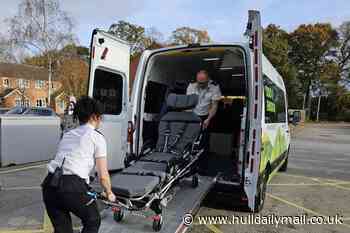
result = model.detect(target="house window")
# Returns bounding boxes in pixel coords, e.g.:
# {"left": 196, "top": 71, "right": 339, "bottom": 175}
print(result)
{"left": 15, "top": 97, "right": 30, "bottom": 107}
{"left": 36, "top": 98, "right": 47, "bottom": 107}
{"left": 35, "top": 80, "right": 45, "bottom": 89}
{"left": 24, "top": 80, "right": 30, "bottom": 88}
{"left": 3, "top": 78, "right": 9, "bottom": 87}
{"left": 23, "top": 99, "right": 30, "bottom": 107}
{"left": 59, "top": 100, "right": 65, "bottom": 109}
{"left": 15, "top": 98, "right": 21, "bottom": 106}
{"left": 18, "top": 79, "right": 30, "bottom": 89}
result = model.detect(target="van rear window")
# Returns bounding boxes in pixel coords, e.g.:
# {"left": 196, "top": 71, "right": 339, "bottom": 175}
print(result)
{"left": 93, "top": 69, "right": 123, "bottom": 115}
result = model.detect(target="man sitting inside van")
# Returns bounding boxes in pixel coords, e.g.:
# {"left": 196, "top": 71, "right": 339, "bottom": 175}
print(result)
{"left": 186, "top": 70, "right": 222, "bottom": 174}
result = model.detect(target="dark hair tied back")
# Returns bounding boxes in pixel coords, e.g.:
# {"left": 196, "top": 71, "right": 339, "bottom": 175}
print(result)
{"left": 73, "top": 96, "right": 104, "bottom": 124}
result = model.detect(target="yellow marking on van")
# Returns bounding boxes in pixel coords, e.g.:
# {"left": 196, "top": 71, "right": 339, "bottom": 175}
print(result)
{"left": 205, "top": 224, "right": 223, "bottom": 233}
{"left": 267, "top": 193, "right": 350, "bottom": 229}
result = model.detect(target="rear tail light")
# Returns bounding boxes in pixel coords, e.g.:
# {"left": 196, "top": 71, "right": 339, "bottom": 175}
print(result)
{"left": 101, "top": 47, "right": 108, "bottom": 60}
{"left": 127, "top": 121, "right": 134, "bottom": 142}
{"left": 92, "top": 46, "right": 95, "bottom": 59}
{"left": 127, "top": 121, "right": 134, "bottom": 154}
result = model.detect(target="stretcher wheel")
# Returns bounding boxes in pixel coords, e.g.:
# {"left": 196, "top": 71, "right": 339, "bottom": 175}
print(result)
{"left": 152, "top": 215, "right": 163, "bottom": 232}
{"left": 112, "top": 208, "right": 124, "bottom": 222}
{"left": 192, "top": 175, "right": 199, "bottom": 188}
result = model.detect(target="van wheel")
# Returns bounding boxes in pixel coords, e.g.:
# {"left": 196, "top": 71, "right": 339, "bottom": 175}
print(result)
{"left": 254, "top": 172, "right": 268, "bottom": 213}
{"left": 279, "top": 148, "right": 290, "bottom": 172}
{"left": 279, "top": 156, "right": 288, "bottom": 172}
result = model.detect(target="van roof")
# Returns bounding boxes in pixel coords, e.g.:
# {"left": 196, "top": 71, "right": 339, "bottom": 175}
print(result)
{"left": 145, "top": 42, "right": 250, "bottom": 54}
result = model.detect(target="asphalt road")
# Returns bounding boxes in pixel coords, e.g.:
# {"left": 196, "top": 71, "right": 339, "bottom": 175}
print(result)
{"left": 188, "top": 123, "right": 350, "bottom": 233}
{"left": 0, "top": 123, "right": 349, "bottom": 233}
{"left": 288, "top": 123, "right": 350, "bottom": 181}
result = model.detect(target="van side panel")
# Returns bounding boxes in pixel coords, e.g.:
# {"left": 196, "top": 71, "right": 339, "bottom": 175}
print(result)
{"left": 260, "top": 56, "right": 290, "bottom": 174}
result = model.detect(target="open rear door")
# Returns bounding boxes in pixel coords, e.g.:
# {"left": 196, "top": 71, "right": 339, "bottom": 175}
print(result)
{"left": 88, "top": 29, "right": 130, "bottom": 170}
{"left": 243, "top": 10, "right": 264, "bottom": 211}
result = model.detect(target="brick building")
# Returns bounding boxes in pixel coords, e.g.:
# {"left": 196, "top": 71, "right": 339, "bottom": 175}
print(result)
{"left": 0, "top": 63, "right": 67, "bottom": 114}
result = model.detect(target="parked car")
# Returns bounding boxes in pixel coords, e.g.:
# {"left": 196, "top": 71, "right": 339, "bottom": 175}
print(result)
{"left": 5, "top": 106, "right": 57, "bottom": 116}
{"left": 0, "top": 108, "right": 10, "bottom": 114}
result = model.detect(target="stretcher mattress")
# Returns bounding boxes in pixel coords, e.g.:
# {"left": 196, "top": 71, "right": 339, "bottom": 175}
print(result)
{"left": 140, "top": 152, "right": 178, "bottom": 165}
{"left": 111, "top": 174, "right": 161, "bottom": 198}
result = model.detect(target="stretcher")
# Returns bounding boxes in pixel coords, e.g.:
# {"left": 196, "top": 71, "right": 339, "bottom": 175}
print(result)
{"left": 97, "top": 94, "right": 205, "bottom": 231}
{"left": 94, "top": 176, "right": 215, "bottom": 233}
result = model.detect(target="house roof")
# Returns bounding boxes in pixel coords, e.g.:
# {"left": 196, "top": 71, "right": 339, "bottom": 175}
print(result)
{"left": 0, "top": 88, "right": 16, "bottom": 98}
{"left": 52, "top": 88, "right": 67, "bottom": 99}
{"left": 0, "top": 63, "right": 58, "bottom": 81}
{"left": 0, "top": 88, "right": 29, "bottom": 99}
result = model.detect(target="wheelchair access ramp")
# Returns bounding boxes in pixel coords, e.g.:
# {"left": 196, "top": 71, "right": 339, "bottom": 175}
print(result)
{"left": 99, "top": 176, "right": 215, "bottom": 233}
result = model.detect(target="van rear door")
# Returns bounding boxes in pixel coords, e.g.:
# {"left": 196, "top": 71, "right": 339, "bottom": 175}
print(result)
{"left": 88, "top": 29, "right": 130, "bottom": 170}
{"left": 244, "top": 10, "right": 264, "bottom": 211}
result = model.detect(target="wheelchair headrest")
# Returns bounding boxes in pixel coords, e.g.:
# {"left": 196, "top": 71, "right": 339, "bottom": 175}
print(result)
{"left": 167, "top": 94, "right": 198, "bottom": 110}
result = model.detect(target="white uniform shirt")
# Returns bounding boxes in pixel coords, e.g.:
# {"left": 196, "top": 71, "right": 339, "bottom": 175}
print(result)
{"left": 48, "top": 123, "right": 107, "bottom": 184}
{"left": 186, "top": 81, "right": 222, "bottom": 116}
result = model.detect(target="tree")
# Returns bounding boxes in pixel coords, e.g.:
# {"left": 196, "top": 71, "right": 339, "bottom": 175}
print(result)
{"left": 7, "top": 0, "right": 75, "bottom": 105}
{"left": 289, "top": 23, "right": 338, "bottom": 118}
{"left": 109, "top": 21, "right": 163, "bottom": 56}
{"left": 58, "top": 58, "right": 89, "bottom": 99}
{"left": 335, "top": 21, "right": 350, "bottom": 84}
{"left": 170, "top": 27, "right": 211, "bottom": 45}
{"left": 263, "top": 24, "right": 303, "bottom": 108}
{"left": 24, "top": 44, "right": 89, "bottom": 99}
{"left": 0, "top": 36, "right": 9, "bottom": 62}
{"left": 0, "top": 34, "right": 17, "bottom": 62}
{"left": 24, "top": 44, "right": 89, "bottom": 80}
{"left": 142, "top": 27, "right": 164, "bottom": 50}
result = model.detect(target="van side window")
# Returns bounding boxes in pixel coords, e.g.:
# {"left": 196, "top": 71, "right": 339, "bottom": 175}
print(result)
{"left": 93, "top": 69, "right": 123, "bottom": 115}
{"left": 263, "top": 75, "right": 286, "bottom": 123}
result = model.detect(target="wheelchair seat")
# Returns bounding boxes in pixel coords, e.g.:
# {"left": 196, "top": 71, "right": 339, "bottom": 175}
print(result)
{"left": 110, "top": 94, "right": 201, "bottom": 198}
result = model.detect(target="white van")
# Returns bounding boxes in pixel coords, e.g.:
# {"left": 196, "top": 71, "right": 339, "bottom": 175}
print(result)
{"left": 88, "top": 10, "right": 291, "bottom": 213}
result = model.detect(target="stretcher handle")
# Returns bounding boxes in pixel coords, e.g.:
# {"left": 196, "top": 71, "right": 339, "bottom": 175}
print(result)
{"left": 87, "top": 191, "right": 121, "bottom": 207}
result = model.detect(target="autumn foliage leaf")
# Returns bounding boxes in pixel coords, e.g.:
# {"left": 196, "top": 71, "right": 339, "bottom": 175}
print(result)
{"left": 58, "top": 58, "right": 88, "bottom": 99}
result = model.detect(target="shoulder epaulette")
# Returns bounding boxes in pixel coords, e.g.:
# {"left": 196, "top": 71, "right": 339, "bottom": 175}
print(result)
{"left": 211, "top": 80, "right": 218, "bottom": 85}
{"left": 95, "top": 129, "right": 104, "bottom": 137}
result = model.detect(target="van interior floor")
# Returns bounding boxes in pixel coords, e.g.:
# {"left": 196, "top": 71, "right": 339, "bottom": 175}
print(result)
{"left": 203, "top": 153, "right": 240, "bottom": 183}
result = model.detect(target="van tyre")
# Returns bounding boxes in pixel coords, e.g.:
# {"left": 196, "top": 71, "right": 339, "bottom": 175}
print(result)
{"left": 279, "top": 156, "right": 288, "bottom": 172}
{"left": 192, "top": 175, "right": 199, "bottom": 188}
{"left": 254, "top": 172, "right": 268, "bottom": 213}
{"left": 113, "top": 208, "right": 124, "bottom": 222}
{"left": 152, "top": 215, "right": 163, "bottom": 232}
{"left": 279, "top": 148, "right": 289, "bottom": 172}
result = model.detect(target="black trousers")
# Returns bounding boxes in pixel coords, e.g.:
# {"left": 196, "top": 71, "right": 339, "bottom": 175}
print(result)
{"left": 42, "top": 174, "right": 101, "bottom": 233}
